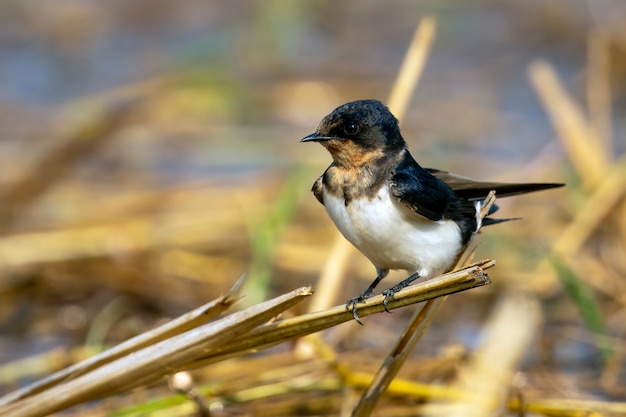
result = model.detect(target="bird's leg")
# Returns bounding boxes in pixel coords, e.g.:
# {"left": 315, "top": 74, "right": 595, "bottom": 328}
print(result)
{"left": 346, "top": 269, "right": 388, "bottom": 325}
{"left": 381, "top": 272, "right": 421, "bottom": 312}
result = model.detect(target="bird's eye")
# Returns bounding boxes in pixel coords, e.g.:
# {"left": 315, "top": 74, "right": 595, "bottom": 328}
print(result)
{"left": 343, "top": 122, "right": 360, "bottom": 136}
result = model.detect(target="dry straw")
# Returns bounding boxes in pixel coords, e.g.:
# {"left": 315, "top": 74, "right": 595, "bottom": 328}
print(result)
{"left": 0, "top": 262, "right": 493, "bottom": 417}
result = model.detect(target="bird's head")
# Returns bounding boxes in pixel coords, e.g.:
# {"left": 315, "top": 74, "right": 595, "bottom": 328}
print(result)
{"left": 301, "top": 100, "right": 406, "bottom": 168}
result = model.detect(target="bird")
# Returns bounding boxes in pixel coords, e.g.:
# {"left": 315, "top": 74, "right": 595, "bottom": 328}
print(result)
{"left": 301, "top": 99, "right": 563, "bottom": 324}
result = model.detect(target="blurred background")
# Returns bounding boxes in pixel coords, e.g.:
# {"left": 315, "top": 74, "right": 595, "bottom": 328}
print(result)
{"left": 0, "top": 0, "right": 625, "bottom": 415}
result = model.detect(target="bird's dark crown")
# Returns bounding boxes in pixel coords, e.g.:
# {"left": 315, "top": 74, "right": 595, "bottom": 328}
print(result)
{"left": 304, "top": 100, "right": 406, "bottom": 153}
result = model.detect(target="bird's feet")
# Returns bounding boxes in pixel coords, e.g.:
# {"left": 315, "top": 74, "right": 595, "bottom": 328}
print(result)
{"left": 345, "top": 272, "right": 419, "bottom": 324}
{"left": 345, "top": 289, "right": 375, "bottom": 325}
{"left": 381, "top": 272, "right": 421, "bottom": 311}
{"left": 381, "top": 288, "right": 398, "bottom": 312}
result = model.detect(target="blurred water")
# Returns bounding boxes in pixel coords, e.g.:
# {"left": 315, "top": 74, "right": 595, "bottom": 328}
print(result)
{"left": 0, "top": 1, "right": 593, "bottom": 154}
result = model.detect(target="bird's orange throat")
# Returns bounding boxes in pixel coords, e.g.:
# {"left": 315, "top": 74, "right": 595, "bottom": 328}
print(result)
{"left": 322, "top": 140, "right": 385, "bottom": 169}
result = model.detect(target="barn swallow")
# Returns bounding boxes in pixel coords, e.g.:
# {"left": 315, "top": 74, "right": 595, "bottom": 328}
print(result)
{"left": 301, "top": 99, "right": 563, "bottom": 324}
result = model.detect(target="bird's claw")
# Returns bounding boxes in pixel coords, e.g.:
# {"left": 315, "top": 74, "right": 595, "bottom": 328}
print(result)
{"left": 381, "top": 289, "right": 397, "bottom": 313}
{"left": 346, "top": 297, "right": 364, "bottom": 325}
{"left": 345, "top": 290, "right": 374, "bottom": 325}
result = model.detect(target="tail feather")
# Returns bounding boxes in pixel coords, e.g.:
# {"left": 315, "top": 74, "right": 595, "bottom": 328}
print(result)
{"left": 482, "top": 217, "right": 521, "bottom": 227}
{"left": 427, "top": 168, "right": 564, "bottom": 200}
{"left": 460, "top": 182, "right": 564, "bottom": 200}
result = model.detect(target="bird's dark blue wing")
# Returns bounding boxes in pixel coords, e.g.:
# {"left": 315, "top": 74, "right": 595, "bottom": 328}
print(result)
{"left": 389, "top": 151, "right": 461, "bottom": 222}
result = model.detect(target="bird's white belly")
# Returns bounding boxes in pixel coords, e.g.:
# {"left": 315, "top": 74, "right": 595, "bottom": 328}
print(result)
{"left": 323, "top": 185, "right": 463, "bottom": 278}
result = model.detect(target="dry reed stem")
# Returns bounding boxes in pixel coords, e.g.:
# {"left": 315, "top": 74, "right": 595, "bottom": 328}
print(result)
{"left": 527, "top": 55, "right": 625, "bottom": 293}
{"left": 529, "top": 154, "right": 626, "bottom": 292}
{"left": 587, "top": 29, "right": 612, "bottom": 156}
{"left": 139, "top": 371, "right": 626, "bottom": 417}
{"left": 507, "top": 397, "right": 626, "bottom": 416}
{"left": 0, "top": 207, "right": 243, "bottom": 267}
{"left": 529, "top": 59, "right": 607, "bottom": 187}
{"left": 0, "top": 263, "right": 492, "bottom": 417}
{"left": 351, "top": 298, "right": 446, "bottom": 416}
{"left": 0, "top": 287, "right": 312, "bottom": 417}
{"left": 0, "top": 276, "right": 245, "bottom": 408}
{"left": 0, "top": 98, "right": 139, "bottom": 232}
{"left": 302, "top": 234, "right": 354, "bottom": 317}
{"left": 189, "top": 261, "right": 493, "bottom": 369}
{"left": 387, "top": 16, "right": 437, "bottom": 122}
{"left": 424, "top": 295, "right": 541, "bottom": 417}
{"left": 550, "top": 154, "right": 626, "bottom": 255}
{"left": 350, "top": 191, "right": 496, "bottom": 416}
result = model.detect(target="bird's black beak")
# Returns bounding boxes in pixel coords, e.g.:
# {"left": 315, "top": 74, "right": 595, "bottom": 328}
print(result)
{"left": 300, "top": 132, "right": 332, "bottom": 142}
